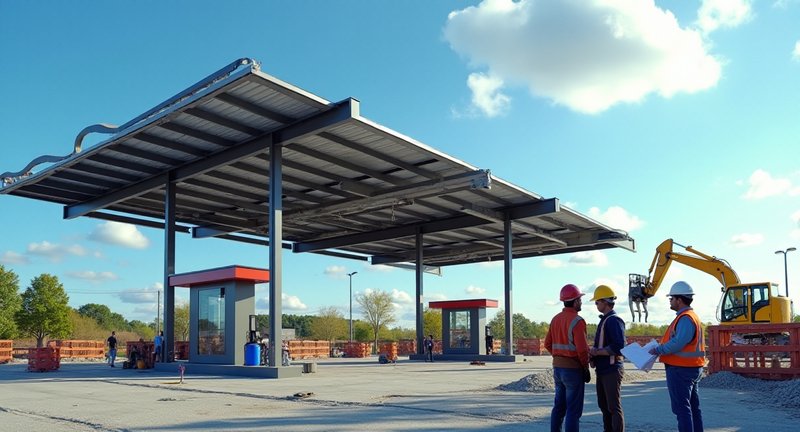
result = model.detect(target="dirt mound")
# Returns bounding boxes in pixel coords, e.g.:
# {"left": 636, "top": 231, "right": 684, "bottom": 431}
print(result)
{"left": 497, "top": 368, "right": 657, "bottom": 392}
{"left": 701, "top": 372, "right": 800, "bottom": 410}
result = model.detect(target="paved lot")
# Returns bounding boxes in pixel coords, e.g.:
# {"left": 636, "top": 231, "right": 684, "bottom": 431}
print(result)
{"left": 1, "top": 357, "right": 796, "bottom": 431}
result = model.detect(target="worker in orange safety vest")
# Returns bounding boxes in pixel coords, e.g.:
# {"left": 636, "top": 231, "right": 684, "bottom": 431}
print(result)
{"left": 545, "top": 283, "right": 590, "bottom": 432}
{"left": 648, "top": 281, "right": 706, "bottom": 432}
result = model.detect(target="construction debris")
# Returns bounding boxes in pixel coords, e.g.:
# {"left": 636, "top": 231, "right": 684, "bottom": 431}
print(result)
{"left": 700, "top": 372, "right": 800, "bottom": 410}
{"left": 496, "top": 368, "right": 659, "bottom": 392}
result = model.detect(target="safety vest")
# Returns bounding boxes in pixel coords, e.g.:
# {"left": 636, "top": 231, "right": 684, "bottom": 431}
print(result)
{"left": 659, "top": 308, "right": 706, "bottom": 367}
{"left": 546, "top": 308, "right": 589, "bottom": 364}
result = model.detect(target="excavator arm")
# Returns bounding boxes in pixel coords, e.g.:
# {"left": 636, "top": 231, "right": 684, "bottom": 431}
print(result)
{"left": 641, "top": 239, "right": 741, "bottom": 298}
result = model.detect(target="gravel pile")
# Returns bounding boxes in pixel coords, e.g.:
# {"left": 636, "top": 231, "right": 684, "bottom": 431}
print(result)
{"left": 701, "top": 372, "right": 800, "bottom": 410}
{"left": 497, "top": 368, "right": 657, "bottom": 393}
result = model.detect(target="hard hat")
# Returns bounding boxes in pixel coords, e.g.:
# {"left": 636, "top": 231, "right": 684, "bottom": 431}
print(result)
{"left": 667, "top": 281, "right": 695, "bottom": 297}
{"left": 590, "top": 285, "right": 617, "bottom": 302}
{"left": 559, "top": 284, "right": 585, "bottom": 302}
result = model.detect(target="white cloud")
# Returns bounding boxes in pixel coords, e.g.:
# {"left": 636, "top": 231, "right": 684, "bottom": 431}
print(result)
{"left": 444, "top": 0, "right": 722, "bottom": 114}
{"left": 282, "top": 293, "right": 308, "bottom": 311}
{"left": 26, "top": 241, "right": 87, "bottom": 262}
{"left": 696, "top": 0, "right": 754, "bottom": 34}
{"left": 741, "top": 169, "right": 799, "bottom": 199}
{"left": 66, "top": 270, "right": 119, "bottom": 282}
{"left": 792, "top": 210, "right": 800, "bottom": 224}
{"left": 119, "top": 282, "right": 162, "bottom": 304}
{"left": 729, "top": 232, "right": 764, "bottom": 247}
{"left": 791, "top": 229, "right": 800, "bottom": 240}
{"left": 366, "top": 264, "right": 396, "bottom": 273}
{"left": 478, "top": 260, "right": 503, "bottom": 268}
{"left": 0, "top": 251, "right": 29, "bottom": 265}
{"left": 391, "top": 289, "right": 413, "bottom": 304}
{"left": 324, "top": 265, "right": 348, "bottom": 278}
{"left": 426, "top": 293, "right": 448, "bottom": 302}
{"left": 568, "top": 251, "right": 609, "bottom": 266}
{"left": 467, "top": 72, "right": 511, "bottom": 117}
{"left": 588, "top": 206, "right": 644, "bottom": 232}
{"left": 465, "top": 285, "right": 486, "bottom": 295}
{"left": 88, "top": 221, "right": 149, "bottom": 249}
{"left": 542, "top": 258, "right": 565, "bottom": 268}
{"left": 793, "top": 41, "right": 800, "bottom": 61}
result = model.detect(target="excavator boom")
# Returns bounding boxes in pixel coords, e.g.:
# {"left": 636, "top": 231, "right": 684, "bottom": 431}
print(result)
{"left": 642, "top": 239, "right": 740, "bottom": 297}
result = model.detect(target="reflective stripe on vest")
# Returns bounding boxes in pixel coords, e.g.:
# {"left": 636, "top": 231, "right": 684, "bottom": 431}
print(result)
{"left": 552, "top": 316, "right": 583, "bottom": 351}
{"left": 660, "top": 309, "right": 706, "bottom": 366}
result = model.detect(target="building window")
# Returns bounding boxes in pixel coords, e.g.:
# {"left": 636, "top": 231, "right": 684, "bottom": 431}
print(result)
{"left": 198, "top": 287, "right": 225, "bottom": 355}
{"left": 449, "top": 310, "right": 471, "bottom": 348}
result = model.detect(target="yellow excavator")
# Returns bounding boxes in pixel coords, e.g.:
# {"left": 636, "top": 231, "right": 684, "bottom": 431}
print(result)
{"left": 631, "top": 239, "right": 793, "bottom": 325}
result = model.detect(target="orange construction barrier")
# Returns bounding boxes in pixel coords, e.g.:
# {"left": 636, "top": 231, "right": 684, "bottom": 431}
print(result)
{"left": 49, "top": 340, "right": 105, "bottom": 359}
{"left": 125, "top": 340, "right": 155, "bottom": 369}
{"left": 378, "top": 342, "right": 398, "bottom": 362}
{"left": 0, "top": 340, "right": 11, "bottom": 363}
{"left": 707, "top": 323, "right": 800, "bottom": 380}
{"left": 28, "top": 347, "right": 60, "bottom": 372}
{"left": 515, "top": 338, "right": 546, "bottom": 355}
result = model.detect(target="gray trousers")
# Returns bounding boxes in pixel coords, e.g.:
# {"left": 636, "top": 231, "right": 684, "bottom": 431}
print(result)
{"left": 596, "top": 368, "right": 625, "bottom": 432}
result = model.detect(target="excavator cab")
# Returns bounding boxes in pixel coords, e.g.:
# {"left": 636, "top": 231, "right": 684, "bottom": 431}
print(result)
{"left": 717, "top": 282, "right": 791, "bottom": 324}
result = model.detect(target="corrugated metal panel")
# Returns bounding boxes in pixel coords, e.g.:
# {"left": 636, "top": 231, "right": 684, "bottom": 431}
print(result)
{"left": 0, "top": 60, "right": 634, "bottom": 267}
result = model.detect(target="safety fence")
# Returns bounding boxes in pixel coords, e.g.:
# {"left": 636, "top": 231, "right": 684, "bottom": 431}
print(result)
{"left": 48, "top": 340, "right": 105, "bottom": 359}
{"left": 707, "top": 323, "right": 800, "bottom": 380}
{"left": 0, "top": 340, "right": 11, "bottom": 363}
{"left": 288, "top": 340, "right": 330, "bottom": 360}
{"left": 515, "top": 338, "right": 546, "bottom": 355}
{"left": 625, "top": 336, "right": 660, "bottom": 345}
{"left": 343, "top": 342, "right": 371, "bottom": 358}
{"left": 378, "top": 342, "right": 398, "bottom": 361}
{"left": 125, "top": 340, "right": 155, "bottom": 369}
{"left": 398, "top": 339, "right": 416, "bottom": 355}
{"left": 28, "top": 347, "right": 60, "bottom": 372}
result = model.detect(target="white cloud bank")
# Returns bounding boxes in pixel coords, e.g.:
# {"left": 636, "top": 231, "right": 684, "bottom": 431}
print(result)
{"left": 0, "top": 251, "right": 29, "bottom": 265}
{"left": 729, "top": 232, "right": 764, "bottom": 247}
{"left": 444, "top": 0, "right": 723, "bottom": 115}
{"left": 569, "top": 251, "right": 609, "bottom": 266}
{"left": 66, "top": 270, "right": 119, "bottom": 282}
{"left": 88, "top": 221, "right": 149, "bottom": 249}
{"left": 26, "top": 241, "right": 87, "bottom": 262}
{"left": 793, "top": 41, "right": 800, "bottom": 61}
{"left": 696, "top": 0, "right": 753, "bottom": 34}
{"left": 741, "top": 169, "right": 800, "bottom": 199}
{"left": 588, "top": 206, "right": 644, "bottom": 232}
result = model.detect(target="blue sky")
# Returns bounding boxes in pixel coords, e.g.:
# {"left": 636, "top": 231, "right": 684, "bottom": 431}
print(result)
{"left": 1, "top": 0, "right": 798, "bottom": 328}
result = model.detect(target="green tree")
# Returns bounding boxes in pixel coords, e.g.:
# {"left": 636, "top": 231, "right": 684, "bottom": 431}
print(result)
{"left": 68, "top": 308, "right": 107, "bottom": 340}
{"left": 128, "top": 320, "right": 154, "bottom": 340}
{"left": 353, "top": 320, "right": 371, "bottom": 342}
{"left": 16, "top": 274, "right": 73, "bottom": 347}
{"left": 309, "top": 306, "right": 348, "bottom": 342}
{"left": 0, "top": 265, "right": 21, "bottom": 339}
{"left": 423, "top": 308, "right": 442, "bottom": 339}
{"left": 283, "top": 314, "right": 313, "bottom": 338}
{"left": 174, "top": 303, "right": 190, "bottom": 341}
{"left": 77, "top": 303, "right": 128, "bottom": 331}
{"left": 355, "top": 290, "right": 396, "bottom": 353}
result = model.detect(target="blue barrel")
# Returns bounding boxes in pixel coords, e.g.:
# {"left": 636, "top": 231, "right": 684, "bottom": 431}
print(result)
{"left": 244, "top": 343, "right": 261, "bottom": 366}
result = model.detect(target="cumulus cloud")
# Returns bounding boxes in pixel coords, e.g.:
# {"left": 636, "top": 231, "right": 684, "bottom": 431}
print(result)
{"left": 467, "top": 72, "right": 511, "bottom": 117}
{"left": 729, "top": 233, "right": 764, "bottom": 247}
{"left": 444, "top": 0, "right": 722, "bottom": 114}
{"left": 542, "top": 258, "right": 565, "bottom": 268}
{"left": 26, "top": 241, "right": 87, "bottom": 262}
{"left": 426, "top": 293, "right": 448, "bottom": 302}
{"left": 465, "top": 285, "right": 486, "bottom": 295}
{"left": 66, "top": 270, "right": 119, "bottom": 282}
{"left": 119, "top": 282, "right": 162, "bottom": 304}
{"left": 696, "top": 0, "right": 753, "bottom": 34}
{"left": 741, "top": 169, "right": 799, "bottom": 199}
{"left": 568, "top": 251, "right": 609, "bottom": 266}
{"left": 792, "top": 210, "right": 800, "bottom": 224}
{"left": 391, "top": 289, "right": 413, "bottom": 304}
{"left": 0, "top": 251, "right": 29, "bottom": 265}
{"left": 324, "top": 265, "right": 348, "bottom": 278}
{"left": 588, "top": 206, "right": 644, "bottom": 232}
{"left": 282, "top": 293, "right": 308, "bottom": 311}
{"left": 793, "top": 41, "right": 800, "bottom": 61}
{"left": 88, "top": 221, "right": 149, "bottom": 249}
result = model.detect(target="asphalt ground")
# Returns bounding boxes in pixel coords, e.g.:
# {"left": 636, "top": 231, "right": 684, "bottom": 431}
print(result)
{"left": 0, "top": 356, "right": 796, "bottom": 431}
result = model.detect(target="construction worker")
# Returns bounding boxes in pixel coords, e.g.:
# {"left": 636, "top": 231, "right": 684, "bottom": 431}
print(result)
{"left": 648, "top": 281, "right": 706, "bottom": 432}
{"left": 545, "top": 283, "right": 590, "bottom": 432}
{"left": 589, "top": 285, "right": 626, "bottom": 432}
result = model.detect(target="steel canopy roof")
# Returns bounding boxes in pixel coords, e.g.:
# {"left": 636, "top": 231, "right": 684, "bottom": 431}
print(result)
{"left": 1, "top": 58, "right": 634, "bottom": 267}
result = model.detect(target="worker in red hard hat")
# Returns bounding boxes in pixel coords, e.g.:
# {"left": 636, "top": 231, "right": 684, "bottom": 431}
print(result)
{"left": 545, "top": 284, "right": 591, "bottom": 432}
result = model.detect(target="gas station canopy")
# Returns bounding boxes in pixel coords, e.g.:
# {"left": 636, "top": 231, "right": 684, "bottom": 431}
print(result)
{"left": 1, "top": 58, "right": 634, "bottom": 267}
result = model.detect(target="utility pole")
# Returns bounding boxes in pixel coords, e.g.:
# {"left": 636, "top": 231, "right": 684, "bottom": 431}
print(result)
{"left": 347, "top": 271, "right": 357, "bottom": 343}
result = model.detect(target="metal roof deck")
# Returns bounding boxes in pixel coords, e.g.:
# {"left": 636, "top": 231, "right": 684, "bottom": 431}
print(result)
{"left": 1, "top": 58, "right": 634, "bottom": 267}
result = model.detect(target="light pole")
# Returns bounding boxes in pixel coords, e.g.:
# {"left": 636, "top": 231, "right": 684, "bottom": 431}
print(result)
{"left": 347, "top": 271, "right": 357, "bottom": 343}
{"left": 775, "top": 247, "right": 796, "bottom": 297}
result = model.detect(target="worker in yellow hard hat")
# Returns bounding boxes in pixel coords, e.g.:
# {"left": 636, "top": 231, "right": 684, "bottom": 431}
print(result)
{"left": 589, "top": 285, "right": 626, "bottom": 432}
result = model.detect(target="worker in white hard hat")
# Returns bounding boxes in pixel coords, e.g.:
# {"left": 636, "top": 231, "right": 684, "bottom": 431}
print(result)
{"left": 589, "top": 285, "right": 626, "bottom": 432}
{"left": 545, "top": 283, "right": 590, "bottom": 432}
{"left": 648, "top": 281, "right": 706, "bottom": 432}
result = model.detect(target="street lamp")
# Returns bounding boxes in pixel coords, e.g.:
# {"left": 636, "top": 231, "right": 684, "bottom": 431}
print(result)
{"left": 347, "top": 271, "right": 358, "bottom": 343}
{"left": 775, "top": 247, "right": 797, "bottom": 297}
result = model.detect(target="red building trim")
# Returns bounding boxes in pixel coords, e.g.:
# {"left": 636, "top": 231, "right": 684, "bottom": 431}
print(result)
{"left": 169, "top": 265, "right": 270, "bottom": 287}
{"left": 428, "top": 299, "right": 499, "bottom": 309}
